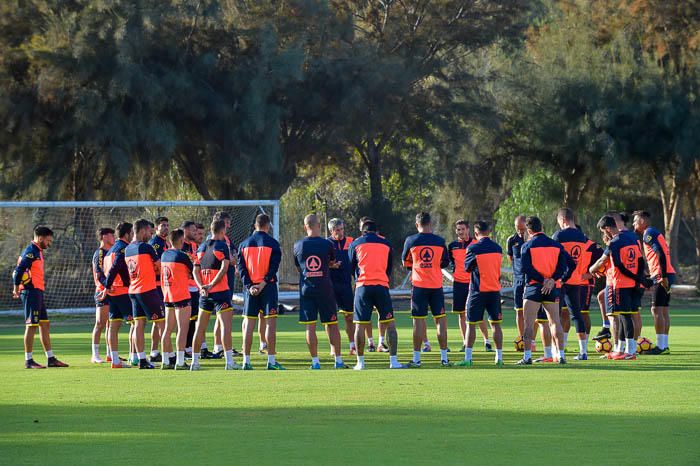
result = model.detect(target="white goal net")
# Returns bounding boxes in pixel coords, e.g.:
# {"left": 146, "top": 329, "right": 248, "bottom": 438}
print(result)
{"left": 0, "top": 200, "right": 280, "bottom": 313}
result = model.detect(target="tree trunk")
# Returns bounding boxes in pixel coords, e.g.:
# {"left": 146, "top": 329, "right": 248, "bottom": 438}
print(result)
{"left": 654, "top": 167, "right": 684, "bottom": 274}
{"left": 367, "top": 141, "right": 384, "bottom": 208}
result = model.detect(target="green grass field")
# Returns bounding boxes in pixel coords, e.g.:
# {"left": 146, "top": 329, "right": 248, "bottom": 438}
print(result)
{"left": 1, "top": 305, "right": 699, "bottom": 465}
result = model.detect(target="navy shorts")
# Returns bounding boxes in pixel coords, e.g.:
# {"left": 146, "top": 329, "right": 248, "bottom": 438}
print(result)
{"left": 354, "top": 285, "right": 394, "bottom": 324}
{"left": 199, "top": 290, "right": 232, "bottom": 314}
{"left": 513, "top": 282, "right": 525, "bottom": 311}
{"left": 524, "top": 284, "right": 559, "bottom": 304}
{"left": 94, "top": 291, "right": 110, "bottom": 307}
{"left": 560, "top": 284, "right": 585, "bottom": 333}
{"left": 130, "top": 289, "right": 165, "bottom": 322}
{"left": 21, "top": 289, "right": 48, "bottom": 326}
{"left": 333, "top": 284, "right": 354, "bottom": 314}
{"left": 109, "top": 294, "right": 133, "bottom": 322}
{"left": 651, "top": 283, "right": 671, "bottom": 307}
{"left": 244, "top": 285, "right": 278, "bottom": 318}
{"left": 632, "top": 286, "right": 644, "bottom": 312}
{"left": 299, "top": 291, "right": 338, "bottom": 325}
{"left": 579, "top": 284, "right": 593, "bottom": 312}
{"left": 467, "top": 291, "right": 502, "bottom": 324}
{"left": 189, "top": 291, "right": 200, "bottom": 320}
{"left": 452, "top": 281, "right": 469, "bottom": 313}
{"left": 536, "top": 306, "right": 548, "bottom": 323}
{"left": 164, "top": 299, "right": 191, "bottom": 309}
{"left": 607, "top": 287, "right": 636, "bottom": 315}
{"left": 411, "top": 287, "right": 446, "bottom": 319}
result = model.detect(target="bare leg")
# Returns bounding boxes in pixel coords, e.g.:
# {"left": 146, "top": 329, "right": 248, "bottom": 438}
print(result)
{"left": 306, "top": 324, "right": 318, "bottom": 358}
{"left": 242, "top": 317, "right": 255, "bottom": 357}
{"left": 175, "top": 307, "right": 190, "bottom": 352}
{"left": 325, "top": 323, "right": 341, "bottom": 357}
{"left": 24, "top": 325, "right": 37, "bottom": 354}
{"left": 479, "top": 320, "right": 489, "bottom": 342}
{"left": 516, "top": 309, "right": 525, "bottom": 336}
{"left": 134, "top": 319, "right": 146, "bottom": 354}
{"left": 150, "top": 322, "right": 160, "bottom": 354}
{"left": 458, "top": 313, "right": 467, "bottom": 343}
{"left": 412, "top": 318, "right": 426, "bottom": 351}
{"left": 265, "top": 318, "right": 277, "bottom": 356}
{"left": 435, "top": 316, "right": 448, "bottom": 350}
{"left": 161, "top": 308, "right": 176, "bottom": 355}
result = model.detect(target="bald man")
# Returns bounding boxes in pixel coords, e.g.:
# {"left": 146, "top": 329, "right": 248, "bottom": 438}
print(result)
{"left": 294, "top": 215, "right": 346, "bottom": 369}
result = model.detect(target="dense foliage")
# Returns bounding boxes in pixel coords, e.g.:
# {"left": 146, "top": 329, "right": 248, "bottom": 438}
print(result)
{"left": 1, "top": 0, "right": 699, "bottom": 281}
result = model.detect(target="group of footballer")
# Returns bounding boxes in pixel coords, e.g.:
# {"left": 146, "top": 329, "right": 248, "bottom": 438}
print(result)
{"left": 12, "top": 206, "right": 674, "bottom": 370}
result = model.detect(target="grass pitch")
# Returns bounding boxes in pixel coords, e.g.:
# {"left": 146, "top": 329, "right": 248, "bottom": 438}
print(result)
{"left": 0, "top": 305, "right": 699, "bottom": 465}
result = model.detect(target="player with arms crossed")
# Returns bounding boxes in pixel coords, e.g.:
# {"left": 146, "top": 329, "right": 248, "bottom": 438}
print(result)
{"left": 90, "top": 227, "right": 115, "bottom": 363}
{"left": 12, "top": 226, "right": 68, "bottom": 369}
{"left": 448, "top": 219, "right": 492, "bottom": 352}
{"left": 238, "top": 214, "right": 283, "bottom": 370}
{"left": 517, "top": 216, "right": 569, "bottom": 365}
{"left": 160, "top": 228, "right": 195, "bottom": 370}
{"left": 402, "top": 212, "right": 451, "bottom": 368}
{"left": 294, "top": 214, "right": 347, "bottom": 369}
{"left": 455, "top": 221, "right": 504, "bottom": 367}
{"left": 349, "top": 219, "right": 406, "bottom": 370}
{"left": 633, "top": 211, "right": 674, "bottom": 354}
{"left": 191, "top": 220, "right": 237, "bottom": 370}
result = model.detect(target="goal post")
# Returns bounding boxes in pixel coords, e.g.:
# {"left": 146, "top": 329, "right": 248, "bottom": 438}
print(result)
{"left": 0, "top": 200, "right": 280, "bottom": 313}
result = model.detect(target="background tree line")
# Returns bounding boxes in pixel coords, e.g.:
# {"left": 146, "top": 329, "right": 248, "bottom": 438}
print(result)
{"left": 1, "top": 0, "right": 700, "bottom": 285}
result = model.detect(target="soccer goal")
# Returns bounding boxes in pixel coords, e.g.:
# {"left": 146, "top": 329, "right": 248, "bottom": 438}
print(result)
{"left": 0, "top": 200, "right": 280, "bottom": 313}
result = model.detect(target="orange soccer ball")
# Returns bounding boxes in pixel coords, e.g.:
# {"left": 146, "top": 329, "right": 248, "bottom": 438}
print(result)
{"left": 513, "top": 336, "right": 525, "bottom": 352}
{"left": 595, "top": 338, "right": 612, "bottom": 353}
{"left": 637, "top": 337, "right": 654, "bottom": 353}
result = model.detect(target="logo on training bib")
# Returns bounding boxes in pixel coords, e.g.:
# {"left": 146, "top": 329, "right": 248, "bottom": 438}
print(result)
{"left": 127, "top": 259, "right": 137, "bottom": 278}
{"left": 419, "top": 247, "right": 434, "bottom": 268}
{"left": 570, "top": 244, "right": 581, "bottom": 261}
{"left": 306, "top": 255, "right": 323, "bottom": 277}
{"left": 162, "top": 266, "right": 173, "bottom": 287}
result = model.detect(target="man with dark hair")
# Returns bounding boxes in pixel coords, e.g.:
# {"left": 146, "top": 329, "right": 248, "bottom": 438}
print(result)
{"left": 517, "top": 216, "right": 569, "bottom": 365}
{"left": 402, "top": 212, "right": 450, "bottom": 367}
{"left": 327, "top": 218, "right": 357, "bottom": 355}
{"left": 191, "top": 220, "right": 238, "bottom": 370}
{"left": 507, "top": 215, "right": 527, "bottom": 340}
{"left": 448, "top": 219, "right": 491, "bottom": 352}
{"left": 294, "top": 214, "right": 346, "bottom": 369}
{"left": 160, "top": 229, "right": 194, "bottom": 369}
{"left": 208, "top": 211, "right": 239, "bottom": 359}
{"left": 589, "top": 215, "right": 644, "bottom": 360}
{"left": 455, "top": 221, "right": 504, "bottom": 367}
{"left": 101, "top": 222, "right": 135, "bottom": 368}
{"left": 195, "top": 223, "right": 205, "bottom": 243}
{"left": 146, "top": 216, "right": 170, "bottom": 362}
{"left": 349, "top": 220, "right": 406, "bottom": 369}
{"left": 237, "top": 213, "right": 284, "bottom": 370}
{"left": 125, "top": 219, "right": 165, "bottom": 369}
{"left": 12, "top": 226, "right": 68, "bottom": 369}
{"left": 553, "top": 208, "right": 597, "bottom": 360}
{"left": 91, "top": 227, "right": 115, "bottom": 363}
{"left": 633, "top": 210, "right": 674, "bottom": 354}
{"left": 181, "top": 221, "right": 200, "bottom": 358}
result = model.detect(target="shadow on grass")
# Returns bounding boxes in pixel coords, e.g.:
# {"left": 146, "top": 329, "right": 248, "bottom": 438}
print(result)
{"left": 0, "top": 405, "right": 698, "bottom": 465}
